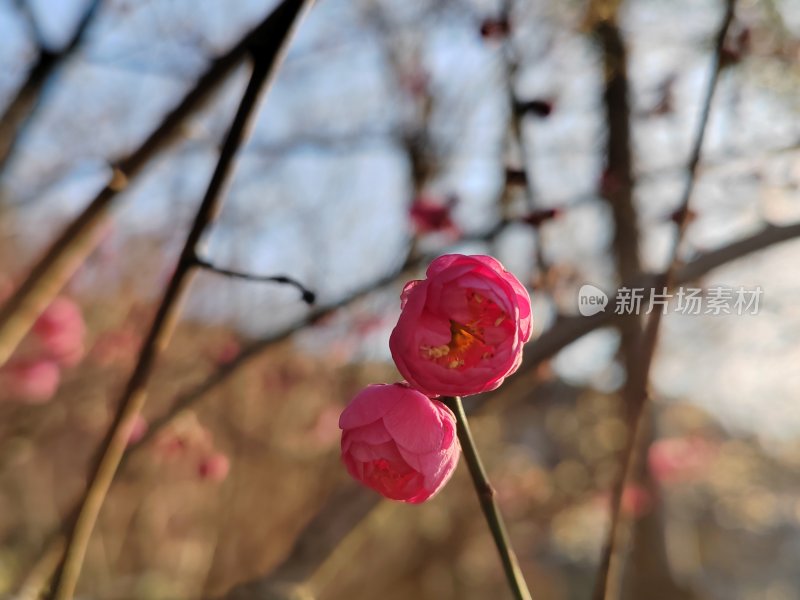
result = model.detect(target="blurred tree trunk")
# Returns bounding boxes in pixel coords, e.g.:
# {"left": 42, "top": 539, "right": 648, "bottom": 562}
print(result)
{"left": 623, "top": 417, "right": 698, "bottom": 600}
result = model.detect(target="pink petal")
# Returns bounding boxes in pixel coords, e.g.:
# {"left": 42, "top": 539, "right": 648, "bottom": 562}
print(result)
{"left": 347, "top": 420, "right": 393, "bottom": 445}
{"left": 346, "top": 440, "right": 405, "bottom": 464}
{"left": 382, "top": 390, "right": 444, "bottom": 454}
{"left": 339, "top": 384, "right": 403, "bottom": 430}
{"left": 400, "top": 279, "right": 425, "bottom": 309}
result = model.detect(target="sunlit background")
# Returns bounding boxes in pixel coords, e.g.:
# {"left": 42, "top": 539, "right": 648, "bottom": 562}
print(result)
{"left": 1, "top": 0, "right": 800, "bottom": 598}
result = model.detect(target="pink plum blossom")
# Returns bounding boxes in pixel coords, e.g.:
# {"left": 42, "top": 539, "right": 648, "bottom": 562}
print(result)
{"left": 198, "top": 453, "right": 230, "bottom": 482}
{"left": 1, "top": 359, "right": 61, "bottom": 404}
{"left": 32, "top": 297, "right": 86, "bottom": 366}
{"left": 648, "top": 436, "right": 717, "bottom": 484}
{"left": 154, "top": 413, "right": 213, "bottom": 460}
{"left": 594, "top": 483, "right": 653, "bottom": 520}
{"left": 214, "top": 338, "right": 240, "bottom": 365}
{"left": 389, "top": 254, "right": 532, "bottom": 397}
{"left": 126, "top": 414, "right": 149, "bottom": 446}
{"left": 409, "top": 195, "right": 459, "bottom": 236}
{"left": 339, "top": 383, "right": 460, "bottom": 503}
{"left": 620, "top": 484, "right": 653, "bottom": 518}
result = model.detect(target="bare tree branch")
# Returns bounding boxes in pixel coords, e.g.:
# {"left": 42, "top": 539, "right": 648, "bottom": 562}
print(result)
{"left": 0, "top": 0, "right": 103, "bottom": 175}
{"left": 222, "top": 483, "right": 381, "bottom": 600}
{"left": 588, "top": 7, "right": 647, "bottom": 525}
{"left": 44, "top": 3, "right": 314, "bottom": 598}
{"left": 0, "top": 0, "right": 316, "bottom": 368}
{"left": 592, "top": 9, "right": 640, "bottom": 282}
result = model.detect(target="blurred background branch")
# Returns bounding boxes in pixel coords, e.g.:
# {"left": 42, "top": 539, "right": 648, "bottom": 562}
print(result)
{"left": 0, "top": 0, "right": 103, "bottom": 177}
{"left": 594, "top": 2, "right": 738, "bottom": 599}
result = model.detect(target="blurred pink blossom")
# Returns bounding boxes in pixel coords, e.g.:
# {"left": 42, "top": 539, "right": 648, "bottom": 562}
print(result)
{"left": 1, "top": 359, "right": 61, "bottom": 404}
{"left": 154, "top": 413, "right": 214, "bottom": 461}
{"left": 32, "top": 297, "right": 86, "bottom": 366}
{"left": 479, "top": 17, "right": 511, "bottom": 39}
{"left": 409, "top": 195, "right": 459, "bottom": 236}
{"left": 127, "top": 414, "right": 149, "bottom": 446}
{"left": 198, "top": 453, "right": 230, "bottom": 483}
{"left": 214, "top": 338, "right": 241, "bottom": 365}
{"left": 648, "top": 436, "right": 717, "bottom": 484}
{"left": 595, "top": 483, "right": 653, "bottom": 520}
{"left": 621, "top": 484, "right": 653, "bottom": 518}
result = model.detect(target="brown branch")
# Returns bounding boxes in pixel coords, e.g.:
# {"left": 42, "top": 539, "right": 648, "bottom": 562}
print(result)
{"left": 589, "top": 6, "right": 645, "bottom": 501}
{"left": 0, "top": 0, "right": 103, "bottom": 174}
{"left": 43, "top": 3, "right": 313, "bottom": 599}
{"left": 221, "top": 484, "right": 381, "bottom": 600}
{"left": 213, "top": 218, "right": 800, "bottom": 600}
{"left": 0, "top": 0, "right": 315, "bottom": 369}
{"left": 592, "top": 3, "right": 737, "bottom": 600}
{"left": 593, "top": 10, "right": 640, "bottom": 281}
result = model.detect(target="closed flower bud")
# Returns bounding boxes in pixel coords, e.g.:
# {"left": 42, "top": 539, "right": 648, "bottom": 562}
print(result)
{"left": 339, "top": 384, "right": 460, "bottom": 503}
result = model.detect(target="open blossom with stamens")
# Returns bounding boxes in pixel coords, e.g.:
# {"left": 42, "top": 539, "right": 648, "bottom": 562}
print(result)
{"left": 389, "top": 254, "right": 532, "bottom": 397}
{"left": 339, "top": 383, "right": 460, "bottom": 503}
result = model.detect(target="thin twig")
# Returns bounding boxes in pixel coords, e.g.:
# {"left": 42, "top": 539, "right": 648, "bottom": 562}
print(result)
{"left": 222, "top": 484, "right": 382, "bottom": 599}
{"left": 592, "top": 3, "right": 737, "bottom": 599}
{"left": 193, "top": 256, "right": 316, "bottom": 304}
{"left": 0, "top": 0, "right": 313, "bottom": 369}
{"left": 440, "top": 395, "right": 532, "bottom": 600}
{"left": 0, "top": 0, "right": 103, "bottom": 173}
{"left": 44, "top": 3, "right": 313, "bottom": 598}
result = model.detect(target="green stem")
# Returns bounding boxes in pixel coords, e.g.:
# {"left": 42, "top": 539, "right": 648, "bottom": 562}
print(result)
{"left": 440, "top": 396, "right": 532, "bottom": 600}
